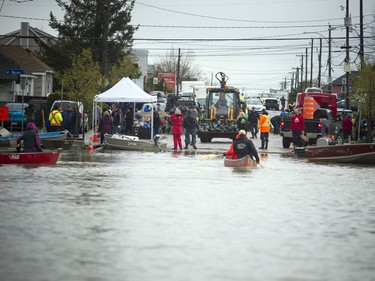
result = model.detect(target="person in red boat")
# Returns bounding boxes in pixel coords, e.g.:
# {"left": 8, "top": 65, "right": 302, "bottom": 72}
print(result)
{"left": 223, "top": 133, "right": 241, "bottom": 159}
{"left": 16, "top": 122, "right": 43, "bottom": 152}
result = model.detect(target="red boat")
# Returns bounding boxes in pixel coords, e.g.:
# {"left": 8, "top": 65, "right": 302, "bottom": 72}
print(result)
{"left": 304, "top": 143, "right": 375, "bottom": 164}
{"left": 0, "top": 148, "right": 62, "bottom": 165}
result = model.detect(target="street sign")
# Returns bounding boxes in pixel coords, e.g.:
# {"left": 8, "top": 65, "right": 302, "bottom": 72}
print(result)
{"left": 5, "top": 69, "right": 24, "bottom": 75}
{"left": 0, "top": 107, "right": 9, "bottom": 121}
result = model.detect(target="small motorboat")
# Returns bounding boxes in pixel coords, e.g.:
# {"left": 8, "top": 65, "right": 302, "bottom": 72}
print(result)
{"left": 0, "top": 130, "right": 68, "bottom": 147}
{"left": 104, "top": 133, "right": 167, "bottom": 152}
{"left": 0, "top": 148, "right": 62, "bottom": 165}
{"left": 304, "top": 140, "right": 375, "bottom": 164}
{"left": 224, "top": 155, "right": 257, "bottom": 168}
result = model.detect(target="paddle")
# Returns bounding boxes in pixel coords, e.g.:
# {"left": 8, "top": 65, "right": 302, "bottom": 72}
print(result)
{"left": 199, "top": 154, "right": 223, "bottom": 160}
{"left": 41, "top": 110, "right": 47, "bottom": 133}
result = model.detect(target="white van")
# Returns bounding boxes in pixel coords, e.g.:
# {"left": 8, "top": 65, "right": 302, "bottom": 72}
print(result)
{"left": 50, "top": 100, "right": 88, "bottom": 132}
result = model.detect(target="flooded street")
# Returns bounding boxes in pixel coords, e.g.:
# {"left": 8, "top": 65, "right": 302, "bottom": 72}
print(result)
{"left": 1, "top": 132, "right": 375, "bottom": 281}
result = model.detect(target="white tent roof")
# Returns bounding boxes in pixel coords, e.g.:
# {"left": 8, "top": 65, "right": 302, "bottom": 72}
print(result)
{"left": 94, "top": 77, "right": 157, "bottom": 103}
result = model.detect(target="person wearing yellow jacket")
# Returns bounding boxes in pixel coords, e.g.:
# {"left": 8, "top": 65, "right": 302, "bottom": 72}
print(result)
{"left": 258, "top": 109, "right": 271, "bottom": 149}
{"left": 49, "top": 104, "right": 63, "bottom": 132}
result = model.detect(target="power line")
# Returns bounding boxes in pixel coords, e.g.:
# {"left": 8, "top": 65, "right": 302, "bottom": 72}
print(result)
{"left": 138, "top": 24, "right": 332, "bottom": 29}
{"left": 136, "top": 2, "right": 371, "bottom": 24}
{"left": 1, "top": 34, "right": 361, "bottom": 42}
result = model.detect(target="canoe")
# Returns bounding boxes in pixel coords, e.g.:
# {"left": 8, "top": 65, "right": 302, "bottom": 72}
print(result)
{"left": 104, "top": 133, "right": 167, "bottom": 152}
{"left": 224, "top": 155, "right": 257, "bottom": 168}
{"left": 0, "top": 148, "right": 62, "bottom": 165}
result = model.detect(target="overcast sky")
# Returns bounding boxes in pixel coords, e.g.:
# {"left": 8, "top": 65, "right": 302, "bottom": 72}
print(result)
{"left": 0, "top": 0, "right": 374, "bottom": 95}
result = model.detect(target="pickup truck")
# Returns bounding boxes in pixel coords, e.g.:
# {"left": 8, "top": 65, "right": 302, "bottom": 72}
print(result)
{"left": 3, "top": 102, "right": 27, "bottom": 130}
{"left": 280, "top": 108, "right": 339, "bottom": 148}
{"left": 257, "top": 93, "right": 279, "bottom": 110}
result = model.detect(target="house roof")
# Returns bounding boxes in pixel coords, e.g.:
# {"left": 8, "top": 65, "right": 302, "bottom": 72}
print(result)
{"left": 0, "top": 45, "right": 53, "bottom": 79}
{"left": 332, "top": 71, "right": 359, "bottom": 85}
{"left": 0, "top": 24, "right": 56, "bottom": 49}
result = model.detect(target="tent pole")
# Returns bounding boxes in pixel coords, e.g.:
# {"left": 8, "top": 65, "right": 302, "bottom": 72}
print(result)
{"left": 92, "top": 100, "right": 95, "bottom": 132}
{"left": 151, "top": 104, "right": 154, "bottom": 141}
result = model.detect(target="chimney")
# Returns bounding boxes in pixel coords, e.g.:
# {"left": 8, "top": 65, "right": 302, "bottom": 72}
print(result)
{"left": 20, "top": 22, "right": 29, "bottom": 49}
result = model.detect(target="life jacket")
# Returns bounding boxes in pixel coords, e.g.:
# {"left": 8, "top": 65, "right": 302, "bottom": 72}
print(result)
{"left": 23, "top": 129, "right": 36, "bottom": 149}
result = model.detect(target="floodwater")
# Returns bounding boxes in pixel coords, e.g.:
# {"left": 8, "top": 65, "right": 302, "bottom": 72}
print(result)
{"left": 1, "top": 137, "right": 375, "bottom": 281}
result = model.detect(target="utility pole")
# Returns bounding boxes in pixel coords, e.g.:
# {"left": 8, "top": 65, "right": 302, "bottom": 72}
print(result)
{"left": 101, "top": 0, "right": 111, "bottom": 76}
{"left": 176, "top": 48, "right": 181, "bottom": 95}
{"left": 295, "top": 67, "right": 299, "bottom": 89}
{"left": 305, "top": 48, "right": 308, "bottom": 89}
{"left": 310, "top": 39, "right": 313, "bottom": 87}
{"left": 290, "top": 72, "right": 295, "bottom": 92}
{"left": 296, "top": 54, "right": 304, "bottom": 91}
{"left": 359, "top": 0, "right": 364, "bottom": 68}
{"left": 292, "top": 67, "right": 299, "bottom": 90}
{"left": 318, "top": 37, "right": 322, "bottom": 88}
{"left": 344, "top": 0, "right": 350, "bottom": 109}
{"left": 328, "top": 25, "right": 332, "bottom": 93}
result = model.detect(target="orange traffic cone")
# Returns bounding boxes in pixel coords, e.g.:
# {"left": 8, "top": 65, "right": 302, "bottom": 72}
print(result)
{"left": 88, "top": 137, "right": 94, "bottom": 152}
{"left": 93, "top": 133, "right": 99, "bottom": 142}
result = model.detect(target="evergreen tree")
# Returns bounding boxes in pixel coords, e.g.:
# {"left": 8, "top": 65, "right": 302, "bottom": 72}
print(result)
{"left": 109, "top": 55, "right": 142, "bottom": 86}
{"left": 60, "top": 48, "right": 105, "bottom": 118}
{"left": 38, "top": 0, "right": 137, "bottom": 77}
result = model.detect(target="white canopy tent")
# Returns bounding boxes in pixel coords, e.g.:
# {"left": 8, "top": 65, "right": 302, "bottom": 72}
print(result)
{"left": 93, "top": 77, "right": 157, "bottom": 140}
{"left": 94, "top": 77, "right": 157, "bottom": 103}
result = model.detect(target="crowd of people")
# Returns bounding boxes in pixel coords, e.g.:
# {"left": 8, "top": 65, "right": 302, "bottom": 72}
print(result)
{"left": 16, "top": 96, "right": 370, "bottom": 164}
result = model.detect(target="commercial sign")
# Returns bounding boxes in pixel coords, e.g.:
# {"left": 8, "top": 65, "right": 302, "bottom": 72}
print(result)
{"left": 158, "top": 72, "right": 176, "bottom": 90}
{"left": 0, "top": 107, "right": 9, "bottom": 121}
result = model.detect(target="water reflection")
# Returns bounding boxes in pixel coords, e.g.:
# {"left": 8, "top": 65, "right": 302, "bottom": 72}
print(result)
{"left": 0, "top": 148, "right": 374, "bottom": 281}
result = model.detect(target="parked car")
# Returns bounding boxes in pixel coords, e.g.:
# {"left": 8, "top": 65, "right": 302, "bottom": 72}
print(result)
{"left": 246, "top": 98, "right": 266, "bottom": 113}
{"left": 3, "top": 102, "right": 27, "bottom": 130}
{"left": 50, "top": 100, "right": 88, "bottom": 133}
{"left": 140, "top": 102, "right": 166, "bottom": 113}
{"left": 305, "top": 87, "right": 323, "bottom": 93}
{"left": 257, "top": 93, "right": 279, "bottom": 110}
{"left": 150, "top": 91, "right": 167, "bottom": 99}
{"left": 337, "top": 100, "right": 358, "bottom": 112}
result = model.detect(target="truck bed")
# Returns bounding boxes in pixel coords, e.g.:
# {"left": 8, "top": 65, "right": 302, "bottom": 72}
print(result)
{"left": 281, "top": 118, "right": 323, "bottom": 134}
{"left": 280, "top": 108, "right": 338, "bottom": 148}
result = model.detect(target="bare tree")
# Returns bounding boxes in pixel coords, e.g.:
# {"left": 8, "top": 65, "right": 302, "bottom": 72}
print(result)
{"left": 156, "top": 48, "right": 202, "bottom": 81}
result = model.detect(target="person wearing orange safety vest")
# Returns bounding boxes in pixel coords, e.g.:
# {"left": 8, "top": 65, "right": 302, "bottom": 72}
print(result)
{"left": 49, "top": 104, "right": 63, "bottom": 132}
{"left": 258, "top": 109, "right": 271, "bottom": 149}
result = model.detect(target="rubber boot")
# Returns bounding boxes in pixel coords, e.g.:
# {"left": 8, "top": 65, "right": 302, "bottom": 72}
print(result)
{"left": 259, "top": 140, "right": 264, "bottom": 149}
{"left": 265, "top": 141, "right": 268, "bottom": 149}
